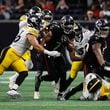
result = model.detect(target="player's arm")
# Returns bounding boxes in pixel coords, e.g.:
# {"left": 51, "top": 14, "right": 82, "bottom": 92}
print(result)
{"left": 92, "top": 42, "right": 105, "bottom": 66}
{"left": 67, "top": 39, "right": 83, "bottom": 61}
{"left": 40, "top": 29, "right": 52, "bottom": 45}
{"left": 27, "top": 34, "right": 45, "bottom": 53}
{"left": 26, "top": 34, "right": 61, "bottom": 57}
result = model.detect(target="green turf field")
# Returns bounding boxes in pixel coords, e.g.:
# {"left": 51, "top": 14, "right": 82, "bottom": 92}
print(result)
{"left": 0, "top": 71, "right": 110, "bottom": 110}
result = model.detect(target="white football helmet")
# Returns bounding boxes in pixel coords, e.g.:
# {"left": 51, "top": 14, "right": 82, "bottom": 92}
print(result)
{"left": 85, "top": 73, "right": 102, "bottom": 93}
{"left": 85, "top": 73, "right": 97, "bottom": 85}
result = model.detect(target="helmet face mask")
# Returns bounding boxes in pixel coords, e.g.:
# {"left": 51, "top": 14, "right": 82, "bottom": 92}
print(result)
{"left": 73, "top": 23, "right": 82, "bottom": 42}
{"left": 28, "top": 14, "right": 44, "bottom": 30}
{"left": 61, "top": 15, "right": 74, "bottom": 34}
{"left": 63, "top": 24, "right": 73, "bottom": 34}
{"left": 42, "top": 9, "right": 53, "bottom": 26}
{"left": 99, "top": 27, "right": 110, "bottom": 38}
{"left": 95, "top": 19, "right": 110, "bottom": 38}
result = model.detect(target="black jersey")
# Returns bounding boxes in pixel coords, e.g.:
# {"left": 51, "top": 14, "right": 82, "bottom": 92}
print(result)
{"left": 46, "top": 22, "right": 75, "bottom": 53}
{"left": 84, "top": 34, "right": 107, "bottom": 67}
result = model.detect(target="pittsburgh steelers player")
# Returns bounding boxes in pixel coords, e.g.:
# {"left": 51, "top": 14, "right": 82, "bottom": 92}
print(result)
{"left": 80, "top": 73, "right": 110, "bottom": 101}
{"left": 63, "top": 21, "right": 94, "bottom": 92}
{"left": 8, "top": 6, "right": 42, "bottom": 89}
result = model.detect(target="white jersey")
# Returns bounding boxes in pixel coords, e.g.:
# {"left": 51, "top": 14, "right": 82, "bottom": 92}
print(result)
{"left": 74, "top": 28, "right": 94, "bottom": 57}
{"left": 10, "top": 26, "right": 39, "bottom": 55}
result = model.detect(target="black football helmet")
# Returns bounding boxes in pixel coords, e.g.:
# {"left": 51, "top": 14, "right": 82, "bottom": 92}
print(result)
{"left": 87, "top": 78, "right": 102, "bottom": 93}
{"left": 61, "top": 15, "right": 74, "bottom": 34}
{"left": 73, "top": 22, "right": 83, "bottom": 42}
{"left": 85, "top": 73, "right": 102, "bottom": 93}
{"left": 95, "top": 19, "right": 110, "bottom": 38}
{"left": 28, "top": 6, "right": 42, "bottom": 16}
{"left": 27, "top": 14, "right": 44, "bottom": 30}
{"left": 42, "top": 9, "right": 53, "bottom": 23}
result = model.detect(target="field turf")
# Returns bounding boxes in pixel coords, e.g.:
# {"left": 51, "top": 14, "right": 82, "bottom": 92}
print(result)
{"left": 0, "top": 71, "right": 110, "bottom": 110}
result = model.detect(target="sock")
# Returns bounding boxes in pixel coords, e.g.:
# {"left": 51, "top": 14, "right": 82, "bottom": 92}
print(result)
{"left": 65, "top": 82, "right": 83, "bottom": 100}
{"left": 15, "top": 71, "right": 28, "bottom": 86}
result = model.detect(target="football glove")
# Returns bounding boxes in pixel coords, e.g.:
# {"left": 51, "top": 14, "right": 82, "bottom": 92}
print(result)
{"left": 44, "top": 49, "right": 61, "bottom": 57}
{"left": 101, "top": 61, "right": 110, "bottom": 71}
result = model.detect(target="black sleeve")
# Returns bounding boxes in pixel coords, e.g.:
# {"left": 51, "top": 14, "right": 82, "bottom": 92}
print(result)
{"left": 89, "top": 35, "right": 105, "bottom": 46}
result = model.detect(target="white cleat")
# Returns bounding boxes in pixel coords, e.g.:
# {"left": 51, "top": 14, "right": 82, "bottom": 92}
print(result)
{"left": 33, "top": 91, "right": 40, "bottom": 99}
{"left": 7, "top": 90, "right": 21, "bottom": 99}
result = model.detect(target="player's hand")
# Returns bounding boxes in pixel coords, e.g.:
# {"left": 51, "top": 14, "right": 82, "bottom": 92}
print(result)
{"left": 44, "top": 49, "right": 61, "bottom": 57}
{"left": 101, "top": 61, "right": 110, "bottom": 71}
{"left": 49, "top": 51, "right": 61, "bottom": 57}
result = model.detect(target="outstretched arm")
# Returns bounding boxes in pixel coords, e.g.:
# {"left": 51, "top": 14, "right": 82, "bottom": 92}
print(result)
{"left": 92, "top": 42, "right": 105, "bottom": 66}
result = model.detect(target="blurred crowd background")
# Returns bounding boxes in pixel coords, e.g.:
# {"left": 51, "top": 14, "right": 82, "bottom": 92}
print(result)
{"left": 0, "top": 0, "right": 110, "bottom": 70}
{"left": 0, "top": 0, "right": 110, "bottom": 21}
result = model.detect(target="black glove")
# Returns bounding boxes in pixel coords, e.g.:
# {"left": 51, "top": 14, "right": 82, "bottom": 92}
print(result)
{"left": 101, "top": 61, "right": 110, "bottom": 71}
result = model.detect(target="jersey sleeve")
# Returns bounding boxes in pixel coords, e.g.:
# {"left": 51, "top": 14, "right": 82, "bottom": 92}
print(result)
{"left": 19, "top": 15, "right": 27, "bottom": 21}
{"left": 89, "top": 35, "right": 105, "bottom": 45}
{"left": 28, "top": 27, "right": 39, "bottom": 38}
{"left": 19, "top": 15, "right": 27, "bottom": 29}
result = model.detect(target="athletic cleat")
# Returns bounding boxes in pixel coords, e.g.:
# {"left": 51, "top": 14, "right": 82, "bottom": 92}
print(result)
{"left": 63, "top": 87, "right": 77, "bottom": 100}
{"left": 57, "top": 92, "right": 65, "bottom": 101}
{"left": 7, "top": 90, "right": 21, "bottom": 99}
{"left": 33, "top": 91, "right": 40, "bottom": 99}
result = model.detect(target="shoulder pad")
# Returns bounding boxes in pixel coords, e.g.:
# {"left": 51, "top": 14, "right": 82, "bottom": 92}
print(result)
{"left": 28, "top": 27, "right": 39, "bottom": 37}
{"left": 50, "top": 22, "right": 61, "bottom": 29}
{"left": 20, "top": 15, "right": 27, "bottom": 21}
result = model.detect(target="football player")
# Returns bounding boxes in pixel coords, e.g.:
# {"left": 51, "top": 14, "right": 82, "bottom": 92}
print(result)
{"left": 33, "top": 9, "right": 56, "bottom": 99}
{"left": 19, "top": 6, "right": 42, "bottom": 29}
{"left": 8, "top": 6, "right": 42, "bottom": 89}
{"left": 64, "top": 21, "right": 94, "bottom": 91}
{"left": 81, "top": 73, "right": 110, "bottom": 100}
{"left": 8, "top": 49, "right": 33, "bottom": 89}
{"left": 34, "top": 15, "right": 76, "bottom": 100}
{"left": 0, "top": 14, "right": 61, "bottom": 98}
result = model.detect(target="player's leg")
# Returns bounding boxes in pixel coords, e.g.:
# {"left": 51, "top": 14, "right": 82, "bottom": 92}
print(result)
{"left": 34, "top": 70, "right": 43, "bottom": 99}
{"left": 34, "top": 53, "right": 45, "bottom": 99}
{"left": 64, "top": 61, "right": 83, "bottom": 90}
{"left": 8, "top": 59, "right": 33, "bottom": 89}
{"left": 51, "top": 74, "right": 59, "bottom": 94}
{"left": 7, "top": 59, "right": 28, "bottom": 98}
{"left": 9, "top": 72, "right": 19, "bottom": 89}
{"left": 9, "top": 50, "right": 33, "bottom": 89}
{"left": 63, "top": 82, "right": 83, "bottom": 100}
{"left": 0, "top": 47, "right": 14, "bottom": 75}
{"left": 55, "top": 56, "right": 67, "bottom": 100}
